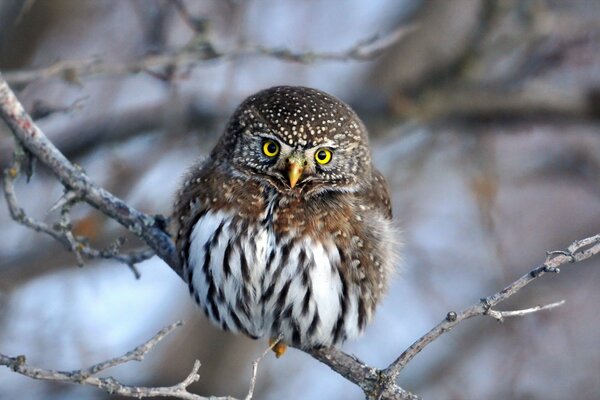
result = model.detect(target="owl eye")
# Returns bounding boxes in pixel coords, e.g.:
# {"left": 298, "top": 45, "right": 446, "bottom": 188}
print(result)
{"left": 315, "top": 148, "right": 332, "bottom": 164}
{"left": 262, "top": 140, "right": 280, "bottom": 157}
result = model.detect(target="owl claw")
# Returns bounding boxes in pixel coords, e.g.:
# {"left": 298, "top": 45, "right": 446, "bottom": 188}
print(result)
{"left": 269, "top": 337, "right": 287, "bottom": 358}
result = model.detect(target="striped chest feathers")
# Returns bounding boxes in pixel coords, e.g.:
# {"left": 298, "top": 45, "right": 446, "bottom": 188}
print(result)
{"left": 185, "top": 208, "right": 365, "bottom": 348}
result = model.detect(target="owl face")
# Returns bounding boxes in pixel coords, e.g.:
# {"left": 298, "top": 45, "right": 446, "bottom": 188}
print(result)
{"left": 212, "top": 86, "right": 373, "bottom": 196}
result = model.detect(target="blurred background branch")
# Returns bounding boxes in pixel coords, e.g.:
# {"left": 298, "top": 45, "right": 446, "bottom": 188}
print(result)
{"left": 3, "top": 22, "right": 414, "bottom": 88}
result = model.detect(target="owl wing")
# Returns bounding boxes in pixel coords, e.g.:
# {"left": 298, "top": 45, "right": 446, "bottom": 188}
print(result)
{"left": 366, "top": 168, "right": 393, "bottom": 219}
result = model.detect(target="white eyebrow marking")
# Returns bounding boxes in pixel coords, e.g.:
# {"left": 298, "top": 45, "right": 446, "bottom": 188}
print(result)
{"left": 312, "top": 139, "right": 338, "bottom": 148}
{"left": 256, "top": 132, "right": 281, "bottom": 141}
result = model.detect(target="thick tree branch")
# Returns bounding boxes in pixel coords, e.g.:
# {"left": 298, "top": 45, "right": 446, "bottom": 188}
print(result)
{"left": 307, "top": 347, "right": 420, "bottom": 400}
{"left": 0, "top": 74, "right": 181, "bottom": 275}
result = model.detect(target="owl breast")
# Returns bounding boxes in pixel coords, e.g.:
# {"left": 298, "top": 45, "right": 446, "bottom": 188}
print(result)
{"left": 185, "top": 208, "right": 364, "bottom": 348}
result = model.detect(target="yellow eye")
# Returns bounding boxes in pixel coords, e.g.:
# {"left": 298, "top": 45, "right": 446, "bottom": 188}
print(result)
{"left": 315, "top": 148, "right": 332, "bottom": 164}
{"left": 262, "top": 140, "right": 280, "bottom": 157}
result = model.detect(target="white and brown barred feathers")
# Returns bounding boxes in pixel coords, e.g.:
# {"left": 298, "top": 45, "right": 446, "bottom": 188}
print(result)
{"left": 173, "top": 86, "right": 396, "bottom": 348}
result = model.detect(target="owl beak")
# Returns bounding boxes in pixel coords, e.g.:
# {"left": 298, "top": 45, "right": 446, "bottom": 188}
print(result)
{"left": 287, "top": 160, "right": 304, "bottom": 188}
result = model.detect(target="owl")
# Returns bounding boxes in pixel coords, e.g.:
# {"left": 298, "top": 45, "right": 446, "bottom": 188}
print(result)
{"left": 173, "top": 86, "right": 396, "bottom": 356}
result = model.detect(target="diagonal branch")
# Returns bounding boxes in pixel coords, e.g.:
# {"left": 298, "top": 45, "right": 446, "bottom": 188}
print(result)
{"left": 0, "top": 322, "right": 236, "bottom": 400}
{"left": 307, "top": 347, "right": 420, "bottom": 400}
{"left": 0, "top": 74, "right": 181, "bottom": 275}
{"left": 305, "top": 235, "right": 598, "bottom": 399}
{"left": 81, "top": 321, "right": 183, "bottom": 376}
{"left": 380, "top": 233, "right": 600, "bottom": 385}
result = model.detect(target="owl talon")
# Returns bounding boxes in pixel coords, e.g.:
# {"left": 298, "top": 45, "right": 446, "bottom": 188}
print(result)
{"left": 269, "top": 337, "right": 287, "bottom": 358}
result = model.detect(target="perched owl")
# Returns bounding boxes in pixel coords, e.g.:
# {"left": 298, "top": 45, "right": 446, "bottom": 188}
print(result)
{"left": 173, "top": 86, "right": 396, "bottom": 356}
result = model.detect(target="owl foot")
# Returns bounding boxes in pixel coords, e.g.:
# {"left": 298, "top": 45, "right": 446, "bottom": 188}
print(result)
{"left": 269, "top": 337, "right": 287, "bottom": 358}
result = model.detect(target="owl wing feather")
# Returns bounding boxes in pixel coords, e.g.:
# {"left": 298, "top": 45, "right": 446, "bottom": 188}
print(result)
{"left": 366, "top": 168, "right": 393, "bottom": 219}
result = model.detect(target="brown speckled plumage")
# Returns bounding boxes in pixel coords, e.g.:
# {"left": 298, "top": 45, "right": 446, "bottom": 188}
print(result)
{"left": 173, "top": 86, "right": 396, "bottom": 349}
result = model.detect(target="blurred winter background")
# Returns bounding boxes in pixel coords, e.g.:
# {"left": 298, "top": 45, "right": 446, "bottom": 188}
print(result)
{"left": 1, "top": 0, "right": 600, "bottom": 399}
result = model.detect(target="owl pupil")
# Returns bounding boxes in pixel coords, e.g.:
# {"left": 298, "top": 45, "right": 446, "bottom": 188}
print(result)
{"left": 267, "top": 143, "right": 277, "bottom": 153}
{"left": 317, "top": 151, "right": 325, "bottom": 160}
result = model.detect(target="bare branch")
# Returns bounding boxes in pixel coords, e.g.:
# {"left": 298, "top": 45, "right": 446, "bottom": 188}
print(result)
{"left": 2, "top": 147, "right": 71, "bottom": 248}
{"left": 244, "top": 336, "right": 282, "bottom": 400}
{"left": 243, "top": 24, "right": 417, "bottom": 64}
{"left": 0, "top": 319, "right": 281, "bottom": 400}
{"left": 81, "top": 321, "right": 184, "bottom": 376}
{"left": 2, "top": 148, "right": 151, "bottom": 277}
{"left": 2, "top": 25, "right": 415, "bottom": 87}
{"left": 0, "top": 322, "right": 239, "bottom": 400}
{"left": 380, "top": 233, "right": 600, "bottom": 386}
{"left": 0, "top": 74, "right": 181, "bottom": 274}
{"left": 302, "top": 232, "right": 600, "bottom": 399}
{"left": 307, "top": 347, "right": 420, "bottom": 400}
{"left": 485, "top": 300, "right": 565, "bottom": 322}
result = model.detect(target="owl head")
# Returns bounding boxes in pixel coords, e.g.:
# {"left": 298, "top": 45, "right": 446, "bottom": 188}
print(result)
{"left": 211, "top": 86, "right": 373, "bottom": 196}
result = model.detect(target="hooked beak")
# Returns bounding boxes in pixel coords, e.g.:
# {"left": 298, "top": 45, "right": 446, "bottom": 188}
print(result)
{"left": 287, "top": 160, "right": 304, "bottom": 188}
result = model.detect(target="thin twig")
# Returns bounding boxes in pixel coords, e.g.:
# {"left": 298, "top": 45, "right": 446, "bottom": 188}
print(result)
{"left": 304, "top": 234, "right": 599, "bottom": 399}
{"left": 241, "top": 24, "right": 417, "bottom": 63}
{"left": 0, "top": 322, "right": 237, "bottom": 400}
{"left": 3, "top": 25, "right": 415, "bottom": 86}
{"left": 0, "top": 323, "right": 284, "bottom": 400}
{"left": 2, "top": 150, "right": 151, "bottom": 277}
{"left": 244, "top": 335, "right": 282, "bottom": 400}
{"left": 83, "top": 321, "right": 184, "bottom": 376}
{"left": 485, "top": 300, "right": 565, "bottom": 322}
{"left": 2, "top": 150, "right": 71, "bottom": 249}
{"left": 381, "top": 233, "right": 600, "bottom": 385}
